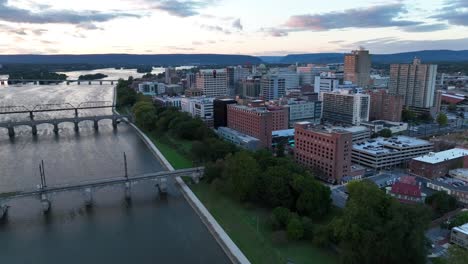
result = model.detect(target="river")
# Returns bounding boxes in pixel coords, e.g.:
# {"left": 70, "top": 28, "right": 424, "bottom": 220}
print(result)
{"left": 0, "top": 70, "right": 229, "bottom": 264}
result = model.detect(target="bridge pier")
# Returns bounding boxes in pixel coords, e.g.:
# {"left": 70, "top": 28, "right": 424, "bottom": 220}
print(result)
{"left": 112, "top": 118, "right": 118, "bottom": 129}
{"left": 99, "top": 81, "right": 102, "bottom": 85}
{"left": 156, "top": 177, "right": 168, "bottom": 194}
{"left": 74, "top": 121, "right": 79, "bottom": 132}
{"left": 93, "top": 119, "right": 99, "bottom": 130}
{"left": 111, "top": 81, "right": 114, "bottom": 85}
{"left": 88, "top": 81, "right": 92, "bottom": 85}
{"left": 0, "top": 81, "right": 4, "bottom": 85}
{"left": 191, "top": 171, "right": 201, "bottom": 184}
{"left": 125, "top": 182, "right": 131, "bottom": 200}
{"left": 53, "top": 123, "right": 59, "bottom": 134}
{"left": 0, "top": 204, "right": 9, "bottom": 219}
{"left": 77, "top": 81, "right": 80, "bottom": 85}
{"left": 33, "top": 81, "right": 37, "bottom": 85}
{"left": 66, "top": 81, "right": 70, "bottom": 85}
{"left": 41, "top": 194, "right": 51, "bottom": 214}
{"left": 7, "top": 126, "right": 15, "bottom": 138}
{"left": 83, "top": 188, "right": 93, "bottom": 207}
{"left": 31, "top": 125, "right": 37, "bottom": 136}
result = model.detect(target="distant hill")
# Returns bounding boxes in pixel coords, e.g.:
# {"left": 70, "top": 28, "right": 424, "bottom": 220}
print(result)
{"left": 263, "top": 50, "right": 468, "bottom": 64}
{"left": 0, "top": 54, "right": 262, "bottom": 66}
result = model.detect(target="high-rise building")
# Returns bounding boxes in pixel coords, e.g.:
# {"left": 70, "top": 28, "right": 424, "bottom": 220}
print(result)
{"left": 344, "top": 48, "right": 371, "bottom": 88}
{"left": 180, "top": 97, "right": 215, "bottom": 126}
{"left": 322, "top": 92, "right": 370, "bottom": 125}
{"left": 368, "top": 89, "right": 404, "bottom": 122}
{"left": 261, "top": 75, "right": 286, "bottom": 101}
{"left": 286, "top": 99, "right": 322, "bottom": 125}
{"left": 241, "top": 77, "right": 262, "bottom": 98}
{"left": 165, "top": 67, "right": 177, "bottom": 84}
{"left": 227, "top": 105, "right": 273, "bottom": 149}
{"left": 389, "top": 58, "right": 438, "bottom": 108}
{"left": 186, "top": 72, "right": 196, "bottom": 89}
{"left": 294, "top": 122, "right": 353, "bottom": 183}
{"left": 213, "top": 98, "right": 237, "bottom": 129}
{"left": 196, "top": 69, "right": 228, "bottom": 97}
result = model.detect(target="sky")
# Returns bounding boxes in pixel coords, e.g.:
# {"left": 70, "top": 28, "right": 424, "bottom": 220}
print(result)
{"left": 0, "top": 0, "right": 467, "bottom": 55}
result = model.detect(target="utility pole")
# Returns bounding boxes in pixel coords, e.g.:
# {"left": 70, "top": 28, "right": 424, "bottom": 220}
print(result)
{"left": 124, "top": 152, "right": 128, "bottom": 179}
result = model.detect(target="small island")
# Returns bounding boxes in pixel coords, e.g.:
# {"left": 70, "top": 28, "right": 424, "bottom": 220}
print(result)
{"left": 78, "top": 73, "right": 108, "bottom": 80}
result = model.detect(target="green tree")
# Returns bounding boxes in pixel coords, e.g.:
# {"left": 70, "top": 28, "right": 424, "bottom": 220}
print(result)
{"left": 443, "top": 245, "right": 468, "bottom": 264}
{"left": 203, "top": 159, "right": 225, "bottom": 183}
{"left": 436, "top": 113, "right": 448, "bottom": 127}
{"left": 275, "top": 141, "right": 286, "bottom": 157}
{"left": 378, "top": 128, "right": 392, "bottom": 138}
{"left": 425, "top": 191, "right": 458, "bottom": 217}
{"left": 402, "top": 109, "right": 416, "bottom": 122}
{"left": 272, "top": 207, "right": 291, "bottom": 228}
{"left": 132, "top": 101, "right": 156, "bottom": 130}
{"left": 287, "top": 215, "right": 304, "bottom": 240}
{"left": 449, "top": 211, "right": 468, "bottom": 228}
{"left": 420, "top": 112, "right": 434, "bottom": 123}
{"left": 332, "top": 181, "right": 431, "bottom": 264}
{"left": 223, "top": 151, "right": 260, "bottom": 201}
{"left": 448, "top": 103, "right": 457, "bottom": 112}
{"left": 293, "top": 175, "right": 332, "bottom": 218}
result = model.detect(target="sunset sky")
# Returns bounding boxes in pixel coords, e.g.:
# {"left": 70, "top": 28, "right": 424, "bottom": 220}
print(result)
{"left": 0, "top": 0, "right": 467, "bottom": 55}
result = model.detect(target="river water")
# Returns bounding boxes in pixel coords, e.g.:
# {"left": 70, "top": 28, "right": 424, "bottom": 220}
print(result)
{"left": 0, "top": 70, "right": 229, "bottom": 263}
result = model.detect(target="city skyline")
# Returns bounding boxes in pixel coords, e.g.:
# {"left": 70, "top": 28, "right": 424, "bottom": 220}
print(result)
{"left": 0, "top": 0, "right": 467, "bottom": 55}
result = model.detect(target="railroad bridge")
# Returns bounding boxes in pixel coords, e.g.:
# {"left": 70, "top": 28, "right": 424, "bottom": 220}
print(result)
{"left": 0, "top": 79, "right": 119, "bottom": 85}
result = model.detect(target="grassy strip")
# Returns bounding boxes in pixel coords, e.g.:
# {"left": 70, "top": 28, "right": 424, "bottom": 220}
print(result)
{"left": 146, "top": 132, "right": 193, "bottom": 169}
{"left": 189, "top": 182, "right": 338, "bottom": 264}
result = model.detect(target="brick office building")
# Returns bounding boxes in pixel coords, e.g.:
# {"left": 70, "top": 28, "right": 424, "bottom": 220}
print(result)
{"left": 409, "top": 148, "right": 468, "bottom": 179}
{"left": 294, "top": 122, "right": 353, "bottom": 183}
{"left": 227, "top": 104, "right": 273, "bottom": 149}
{"left": 368, "top": 89, "right": 404, "bottom": 122}
{"left": 267, "top": 106, "right": 289, "bottom": 131}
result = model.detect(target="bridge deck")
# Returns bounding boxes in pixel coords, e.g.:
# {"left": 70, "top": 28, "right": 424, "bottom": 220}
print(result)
{"left": 1, "top": 167, "right": 204, "bottom": 201}
{"left": 0, "top": 114, "right": 129, "bottom": 128}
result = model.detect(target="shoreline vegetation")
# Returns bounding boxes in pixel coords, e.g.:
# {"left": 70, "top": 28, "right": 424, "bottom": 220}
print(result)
{"left": 78, "top": 73, "right": 108, "bottom": 80}
{"left": 116, "top": 77, "right": 438, "bottom": 264}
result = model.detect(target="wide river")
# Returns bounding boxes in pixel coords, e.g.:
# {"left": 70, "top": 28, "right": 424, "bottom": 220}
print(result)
{"left": 0, "top": 69, "right": 229, "bottom": 263}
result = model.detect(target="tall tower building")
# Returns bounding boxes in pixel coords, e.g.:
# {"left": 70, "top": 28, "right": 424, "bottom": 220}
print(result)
{"left": 389, "top": 58, "right": 437, "bottom": 108}
{"left": 368, "top": 89, "right": 404, "bottom": 122}
{"left": 344, "top": 48, "right": 371, "bottom": 88}
{"left": 322, "top": 92, "right": 370, "bottom": 125}
{"left": 261, "top": 75, "right": 286, "bottom": 101}
{"left": 196, "top": 69, "right": 228, "bottom": 97}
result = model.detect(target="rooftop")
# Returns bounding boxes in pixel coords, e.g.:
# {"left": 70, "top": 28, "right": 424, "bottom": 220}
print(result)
{"left": 413, "top": 148, "right": 468, "bottom": 164}
{"left": 218, "top": 127, "right": 260, "bottom": 143}
{"left": 229, "top": 104, "right": 269, "bottom": 113}
{"left": 453, "top": 223, "right": 468, "bottom": 235}
{"left": 296, "top": 122, "right": 352, "bottom": 135}
{"left": 272, "top": 129, "right": 295, "bottom": 138}
{"left": 353, "top": 136, "right": 432, "bottom": 155}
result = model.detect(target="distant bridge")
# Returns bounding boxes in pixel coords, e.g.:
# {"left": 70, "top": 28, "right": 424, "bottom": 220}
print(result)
{"left": 0, "top": 166, "right": 204, "bottom": 218}
{"left": 0, "top": 79, "right": 120, "bottom": 85}
{"left": 0, "top": 101, "right": 132, "bottom": 138}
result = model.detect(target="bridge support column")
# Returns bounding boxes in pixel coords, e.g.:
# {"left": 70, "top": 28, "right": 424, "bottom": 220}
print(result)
{"left": 0, "top": 81, "right": 4, "bottom": 85}
{"left": 111, "top": 81, "right": 114, "bottom": 85}
{"left": 8, "top": 126, "right": 15, "bottom": 138}
{"left": 41, "top": 194, "right": 51, "bottom": 214}
{"left": 0, "top": 204, "right": 9, "bottom": 220}
{"left": 156, "top": 177, "right": 168, "bottom": 194}
{"left": 125, "top": 182, "right": 131, "bottom": 200}
{"left": 66, "top": 81, "right": 70, "bottom": 85}
{"left": 74, "top": 122, "right": 79, "bottom": 132}
{"left": 53, "top": 123, "right": 59, "bottom": 134}
{"left": 33, "top": 81, "right": 37, "bottom": 85}
{"left": 74, "top": 109, "right": 79, "bottom": 118}
{"left": 88, "top": 81, "right": 92, "bottom": 85}
{"left": 99, "top": 81, "right": 102, "bottom": 85}
{"left": 83, "top": 188, "right": 93, "bottom": 207}
{"left": 94, "top": 119, "right": 99, "bottom": 130}
{"left": 191, "top": 172, "right": 201, "bottom": 184}
{"left": 31, "top": 125, "right": 37, "bottom": 136}
{"left": 77, "top": 81, "right": 80, "bottom": 85}
{"left": 112, "top": 118, "right": 118, "bottom": 129}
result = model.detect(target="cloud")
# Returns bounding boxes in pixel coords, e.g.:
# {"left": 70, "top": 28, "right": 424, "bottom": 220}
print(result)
{"left": 151, "top": 0, "right": 219, "bottom": 17}
{"left": 402, "top": 23, "right": 448, "bottom": 32}
{"left": 432, "top": 0, "right": 468, "bottom": 26}
{"left": 166, "top": 45, "right": 195, "bottom": 51}
{"left": 201, "top": 24, "right": 231, "bottom": 34}
{"left": 284, "top": 3, "right": 421, "bottom": 31}
{"left": 192, "top": 41, "right": 203, "bottom": 45}
{"left": 0, "top": 0, "right": 139, "bottom": 26}
{"left": 232, "top": 18, "right": 242, "bottom": 30}
{"left": 260, "top": 28, "right": 289, "bottom": 37}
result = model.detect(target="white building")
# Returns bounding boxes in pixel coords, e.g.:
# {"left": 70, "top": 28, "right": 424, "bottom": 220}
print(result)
{"left": 314, "top": 76, "right": 340, "bottom": 93}
{"left": 451, "top": 223, "right": 468, "bottom": 249}
{"left": 322, "top": 91, "right": 370, "bottom": 125}
{"left": 138, "top": 82, "right": 158, "bottom": 96}
{"left": 286, "top": 99, "right": 322, "bottom": 125}
{"left": 196, "top": 69, "right": 228, "bottom": 97}
{"left": 271, "top": 68, "right": 300, "bottom": 90}
{"left": 181, "top": 97, "right": 215, "bottom": 121}
{"left": 154, "top": 96, "right": 182, "bottom": 109}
